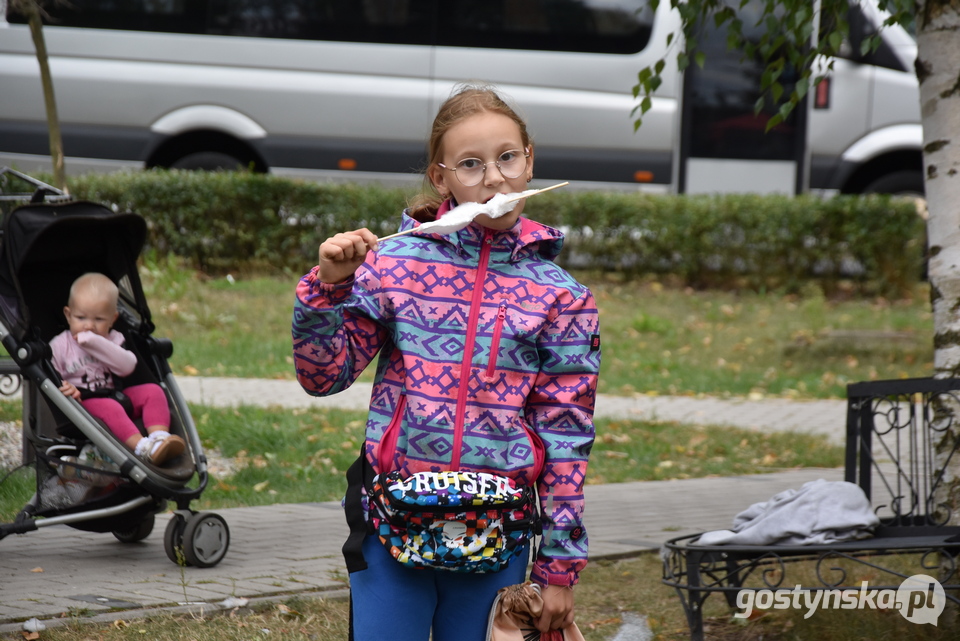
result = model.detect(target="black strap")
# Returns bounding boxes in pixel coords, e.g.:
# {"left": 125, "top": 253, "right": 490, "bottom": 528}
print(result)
{"left": 342, "top": 446, "right": 375, "bottom": 573}
{"left": 79, "top": 387, "right": 135, "bottom": 417}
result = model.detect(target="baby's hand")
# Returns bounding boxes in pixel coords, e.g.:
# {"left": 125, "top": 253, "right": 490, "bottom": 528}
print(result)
{"left": 59, "top": 381, "right": 81, "bottom": 400}
{"left": 75, "top": 330, "right": 97, "bottom": 345}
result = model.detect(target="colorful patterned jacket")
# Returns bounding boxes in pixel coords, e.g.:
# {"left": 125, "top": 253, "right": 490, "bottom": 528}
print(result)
{"left": 292, "top": 205, "right": 600, "bottom": 586}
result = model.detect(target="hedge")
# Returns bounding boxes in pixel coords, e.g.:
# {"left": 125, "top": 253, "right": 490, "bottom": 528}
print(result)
{"left": 13, "top": 169, "right": 926, "bottom": 295}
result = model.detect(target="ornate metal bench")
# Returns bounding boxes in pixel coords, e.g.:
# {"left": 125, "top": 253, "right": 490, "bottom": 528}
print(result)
{"left": 661, "top": 377, "right": 960, "bottom": 640}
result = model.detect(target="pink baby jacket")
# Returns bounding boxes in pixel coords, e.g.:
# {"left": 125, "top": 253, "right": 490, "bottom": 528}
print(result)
{"left": 50, "top": 329, "right": 137, "bottom": 391}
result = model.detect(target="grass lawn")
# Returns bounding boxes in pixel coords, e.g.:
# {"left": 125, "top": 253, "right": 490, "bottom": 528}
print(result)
{"left": 0, "top": 260, "right": 946, "bottom": 640}
{"left": 0, "top": 404, "right": 845, "bottom": 519}
{"left": 138, "top": 257, "right": 933, "bottom": 399}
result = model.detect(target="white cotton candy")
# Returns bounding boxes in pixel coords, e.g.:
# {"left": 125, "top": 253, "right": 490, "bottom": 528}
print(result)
{"left": 417, "top": 190, "right": 536, "bottom": 236}
{"left": 380, "top": 183, "right": 566, "bottom": 242}
{"left": 485, "top": 190, "right": 539, "bottom": 219}
{"left": 417, "top": 201, "right": 486, "bottom": 235}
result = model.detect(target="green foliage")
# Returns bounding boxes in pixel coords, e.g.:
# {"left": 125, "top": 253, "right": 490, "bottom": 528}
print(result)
{"left": 61, "top": 171, "right": 925, "bottom": 297}
{"left": 67, "top": 169, "right": 416, "bottom": 273}
{"left": 634, "top": 0, "right": 918, "bottom": 130}
{"left": 525, "top": 190, "right": 924, "bottom": 297}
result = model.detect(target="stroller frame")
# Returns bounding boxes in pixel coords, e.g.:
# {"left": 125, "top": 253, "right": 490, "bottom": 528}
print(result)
{"left": 0, "top": 168, "right": 229, "bottom": 567}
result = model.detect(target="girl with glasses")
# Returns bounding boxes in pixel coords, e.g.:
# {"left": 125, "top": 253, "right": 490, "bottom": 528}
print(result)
{"left": 292, "top": 83, "right": 600, "bottom": 641}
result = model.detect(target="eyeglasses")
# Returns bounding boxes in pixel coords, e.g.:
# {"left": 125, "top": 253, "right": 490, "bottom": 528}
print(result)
{"left": 437, "top": 148, "right": 529, "bottom": 187}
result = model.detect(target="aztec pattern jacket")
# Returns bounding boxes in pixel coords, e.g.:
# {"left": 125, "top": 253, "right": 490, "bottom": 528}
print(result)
{"left": 292, "top": 205, "right": 600, "bottom": 586}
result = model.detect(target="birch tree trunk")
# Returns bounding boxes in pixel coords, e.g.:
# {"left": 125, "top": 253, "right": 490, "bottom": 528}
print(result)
{"left": 13, "top": 0, "right": 67, "bottom": 192}
{"left": 920, "top": 0, "right": 960, "bottom": 522}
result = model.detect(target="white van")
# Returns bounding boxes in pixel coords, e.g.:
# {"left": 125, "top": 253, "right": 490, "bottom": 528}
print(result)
{"left": 0, "top": 0, "right": 921, "bottom": 195}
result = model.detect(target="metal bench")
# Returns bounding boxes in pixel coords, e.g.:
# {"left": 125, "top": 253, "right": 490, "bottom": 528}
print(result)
{"left": 661, "top": 377, "right": 960, "bottom": 640}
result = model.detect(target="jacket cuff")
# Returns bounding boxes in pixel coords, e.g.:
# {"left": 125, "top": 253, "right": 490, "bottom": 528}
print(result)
{"left": 302, "top": 267, "right": 355, "bottom": 301}
{"left": 529, "top": 563, "right": 581, "bottom": 587}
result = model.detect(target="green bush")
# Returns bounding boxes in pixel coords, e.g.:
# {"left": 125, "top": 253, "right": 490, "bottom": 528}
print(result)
{"left": 530, "top": 190, "right": 925, "bottom": 295}
{"left": 48, "top": 170, "right": 927, "bottom": 294}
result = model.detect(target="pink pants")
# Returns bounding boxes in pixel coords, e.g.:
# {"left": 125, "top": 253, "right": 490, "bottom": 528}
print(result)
{"left": 81, "top": 383, "right": 170, "bottom": 443}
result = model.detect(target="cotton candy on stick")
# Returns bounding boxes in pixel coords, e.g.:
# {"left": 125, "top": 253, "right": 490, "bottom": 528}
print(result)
{"left": 411, "top": 192, "right": 522, "bottom": 235}
{"left": 378, "top": 182, "right": 568, "bottom": 241}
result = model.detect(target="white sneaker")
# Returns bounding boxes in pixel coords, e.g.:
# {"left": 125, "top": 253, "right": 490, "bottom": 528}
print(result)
{"left": 136, "top": 433, "right": 185, "bottom": 466}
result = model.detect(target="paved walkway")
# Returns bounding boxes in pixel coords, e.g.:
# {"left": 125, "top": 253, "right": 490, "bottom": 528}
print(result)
{"left": 176, "top": 376, "right": 849, "bottom": 444}
{"left": 0, "top": 377, "right": 849, "bottom": 631}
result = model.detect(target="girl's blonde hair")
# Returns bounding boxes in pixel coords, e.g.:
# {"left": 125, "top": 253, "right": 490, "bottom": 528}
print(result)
{"left": 408, "top": 83, "right": 532, "bottom": 220}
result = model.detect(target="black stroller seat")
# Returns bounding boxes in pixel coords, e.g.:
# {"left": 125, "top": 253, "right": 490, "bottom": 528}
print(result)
{"left": 0, "top": 175, "right": 228, "bottom": 568}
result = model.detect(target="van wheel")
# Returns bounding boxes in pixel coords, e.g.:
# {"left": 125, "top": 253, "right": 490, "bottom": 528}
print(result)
{"left": 170, "top": 151, "right": 246, "bottom": 171}
{"left": 862, "top": 171, "right": 925, "bottom": 197}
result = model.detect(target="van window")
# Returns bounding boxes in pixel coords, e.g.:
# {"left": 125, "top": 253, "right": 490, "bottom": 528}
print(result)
{"left": 9, "top": 0, "right": 655, "bottom": 54}
{"left": 684, "top": 0, "right": 800, "bottom": 161}
{"left": 817, "top": 3, "right": 907, "bottom": 72}
{"left": 207, "top": 0, "right": 436, "bottom": 45}
{"left": 8, "top": 0, "right": 436, "bottom": 43}
{"left": 437, "top": 0, "right": 656, "bottom": 54}
{"left": 8, "top": 0, "right": 208, "bottom": 34}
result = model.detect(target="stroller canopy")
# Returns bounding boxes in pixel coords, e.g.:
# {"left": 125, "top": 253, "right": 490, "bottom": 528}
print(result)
{"left": 0, "top": 200, "right": 150, "bottom": 343}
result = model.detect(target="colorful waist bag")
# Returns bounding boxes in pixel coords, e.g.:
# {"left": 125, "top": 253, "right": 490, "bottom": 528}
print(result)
{"left": 369, "top": 470, "right": 540, "bottom": 573}
{"left": 341, "top": 453, "right": 540, "bottom": 574}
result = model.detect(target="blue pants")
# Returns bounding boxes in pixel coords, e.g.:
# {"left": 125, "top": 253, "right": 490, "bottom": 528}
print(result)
{"left": 349, "top": 535, "right": 530, "bottom": 641}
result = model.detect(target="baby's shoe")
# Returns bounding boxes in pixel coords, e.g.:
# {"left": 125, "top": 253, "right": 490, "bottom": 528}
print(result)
{"left": 135, "top": 432, "right": 186, "bottom": 466}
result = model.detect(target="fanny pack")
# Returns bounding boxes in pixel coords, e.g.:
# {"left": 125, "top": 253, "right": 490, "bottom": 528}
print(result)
{"left": 342, "top": 452, "right": 540, "bottom": 574}
{"left": 369, "top": 469, "right": 540, "bottom": 573}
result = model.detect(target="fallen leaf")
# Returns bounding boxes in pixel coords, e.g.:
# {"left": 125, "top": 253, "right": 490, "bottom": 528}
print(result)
{"left": 29, "top": 567, "right": 43, "bottom": 573}
{"left": 21, "top": 631, "right": 39, "bottom": 640}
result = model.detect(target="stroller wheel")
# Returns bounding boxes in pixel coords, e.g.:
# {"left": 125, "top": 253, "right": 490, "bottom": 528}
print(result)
{"left": 113, "top": 513, "right": 156, "bottom": 543}
{"left": 164, "top": 513, "right": 188, "bottom": 565}
{"left": 182, "top": 512, "right": 230, "bottom": 568}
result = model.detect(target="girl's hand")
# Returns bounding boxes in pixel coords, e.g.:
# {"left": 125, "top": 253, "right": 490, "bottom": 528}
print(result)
{"left": 59, "top": 381, "right": 81, "bottom": 400}
{"left": 317, "top": 228, "right": 379, "bottom": 284}
{"left": 537, "top": 585, "right": 575, "bottom": 633}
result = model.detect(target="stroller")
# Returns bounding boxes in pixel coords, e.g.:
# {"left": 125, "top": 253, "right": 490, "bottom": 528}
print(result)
{"left": 0, "top": 168, "right": 229, "bottom": 567}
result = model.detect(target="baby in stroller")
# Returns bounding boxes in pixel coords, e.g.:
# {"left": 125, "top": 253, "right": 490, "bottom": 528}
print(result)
{"left": 50, "top": 272, "right": 185, "bottom": 466}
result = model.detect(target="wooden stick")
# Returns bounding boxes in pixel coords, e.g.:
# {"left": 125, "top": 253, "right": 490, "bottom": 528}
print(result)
{"left": 378, "top": 227, "right": 420, "bottom": 242}
{"left": 378, "top": 182, "right": 570, "bottom": 242}
{"left": 504, "top": 181, "right": 569, "bottom": 204}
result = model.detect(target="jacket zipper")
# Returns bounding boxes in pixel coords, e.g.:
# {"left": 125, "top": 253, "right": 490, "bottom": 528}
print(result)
{"left": 484, "top": 300, "right": 507, "bottom": 381}
{"left": 378, "top": 394, "right": 407, "bottom": 473}
{"left": 452, "top": 229, "right": 494, "bottom": 470}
